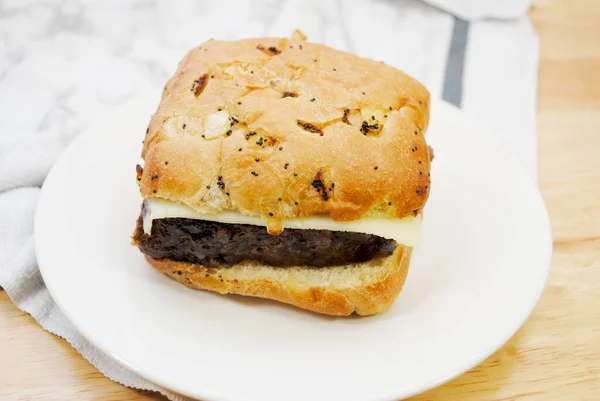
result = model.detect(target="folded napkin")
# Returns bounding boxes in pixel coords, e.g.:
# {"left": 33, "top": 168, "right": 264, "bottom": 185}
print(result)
{"left": 0, "top": 0, "right": 538, "bottom": 399}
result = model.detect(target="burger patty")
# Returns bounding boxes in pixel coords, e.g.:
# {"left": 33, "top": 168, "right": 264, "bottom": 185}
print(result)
{"left": 134, "top": 216, "right": 396, "bottom": 268}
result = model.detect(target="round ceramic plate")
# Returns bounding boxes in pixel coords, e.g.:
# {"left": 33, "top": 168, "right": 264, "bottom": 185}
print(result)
{"left": 36, "top": 94, "right": 551, "bottom": 401}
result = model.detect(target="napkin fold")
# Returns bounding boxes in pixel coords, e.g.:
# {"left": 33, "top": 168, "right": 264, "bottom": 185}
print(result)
{"left": 0, "top": 0, "right": 538, "bottom": 399}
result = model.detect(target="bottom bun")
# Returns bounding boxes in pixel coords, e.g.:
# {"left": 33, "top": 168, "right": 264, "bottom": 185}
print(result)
{"left": 145, "top": 245, "right": 412, "bottom": 316}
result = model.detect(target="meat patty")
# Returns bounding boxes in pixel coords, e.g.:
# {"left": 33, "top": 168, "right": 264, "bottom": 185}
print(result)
{"left": 133, "top": 216, "right": 396, "bottom": 268}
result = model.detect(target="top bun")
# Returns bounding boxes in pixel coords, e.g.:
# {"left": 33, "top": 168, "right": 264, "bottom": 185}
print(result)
{"left": 139, "top": 33, "right": 432, "bottom": 234}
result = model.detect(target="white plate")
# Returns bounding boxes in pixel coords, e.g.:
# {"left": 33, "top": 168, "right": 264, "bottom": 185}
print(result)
{"left": 35, "top": 94, "right": 551, "bottom": 401}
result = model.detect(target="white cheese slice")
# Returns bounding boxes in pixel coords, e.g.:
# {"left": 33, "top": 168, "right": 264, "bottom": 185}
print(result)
{"left": 143, "top": 197, "right": 421, "bottom": 246}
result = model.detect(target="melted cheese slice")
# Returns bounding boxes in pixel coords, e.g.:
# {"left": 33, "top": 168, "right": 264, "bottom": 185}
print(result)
{"left": 143, "top": 198, "right": 422, "bottom": 246}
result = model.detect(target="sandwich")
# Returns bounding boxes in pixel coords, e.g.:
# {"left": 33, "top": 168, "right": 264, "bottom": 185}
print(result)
{"left": 132, "top": 33, "right": 433, "bottom": 316}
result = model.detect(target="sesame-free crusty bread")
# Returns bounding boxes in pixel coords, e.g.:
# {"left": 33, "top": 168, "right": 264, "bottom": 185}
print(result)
{"left": 138, "top": 34, "right": 432, "bottom": 234}
{"left": 145, "top": 244, "right": 411, "bottom": 316}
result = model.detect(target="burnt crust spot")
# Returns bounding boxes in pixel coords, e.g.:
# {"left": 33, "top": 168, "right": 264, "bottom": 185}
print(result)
{"left": 191, "top": 74, "right": 208, "bottom": 97}
{"left": 282, "top": 91, "right": 298, "bottom": 98}
{"left": 360, "top": 120, "right": 380, "bottom": 135}
{"left": 257, "top": 44, "right": 281, "bottom": 56}
{"left": 311, "top": 170, "right": 329, "bottom": 201}
{"left": 297, "top": 120, "right": 323, "bottom": 135}
{"left": 217, "top": 176, "right": 225, "bottom": 190}
{"left": 136, "top": 164, "right": 143, "bottom": 182}
{"left": 342, "top": 108, "right": 351, "bottom": 125}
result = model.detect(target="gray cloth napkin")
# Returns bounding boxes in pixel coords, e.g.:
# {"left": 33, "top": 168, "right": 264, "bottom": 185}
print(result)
{"left": 0, "top": 0, "right": 538, "bottom": 399}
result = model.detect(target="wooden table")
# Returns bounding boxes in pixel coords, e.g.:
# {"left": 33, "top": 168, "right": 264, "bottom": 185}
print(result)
{"left": 2, "top": 0, "right": 599, "bottom": 399}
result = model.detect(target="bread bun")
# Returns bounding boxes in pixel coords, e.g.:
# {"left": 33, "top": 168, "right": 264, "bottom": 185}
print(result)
{"left": 145, "top": 245, "right": 411, "bottom": 316}
{"left": 138, "top": 35, "right": 432, "bottom": 234}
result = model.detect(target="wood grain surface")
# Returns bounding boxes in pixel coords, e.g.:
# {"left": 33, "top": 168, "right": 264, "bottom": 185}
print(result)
{"left": 2, "top": 0, "right": 600, "bottom": 399}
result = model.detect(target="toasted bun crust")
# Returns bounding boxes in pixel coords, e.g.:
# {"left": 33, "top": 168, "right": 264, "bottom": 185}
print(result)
{"left": 145, "top": 245, "right": 411, "bottom": 316}
{"left": 138, "top": 35, "right": 431, "bottom": 233}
